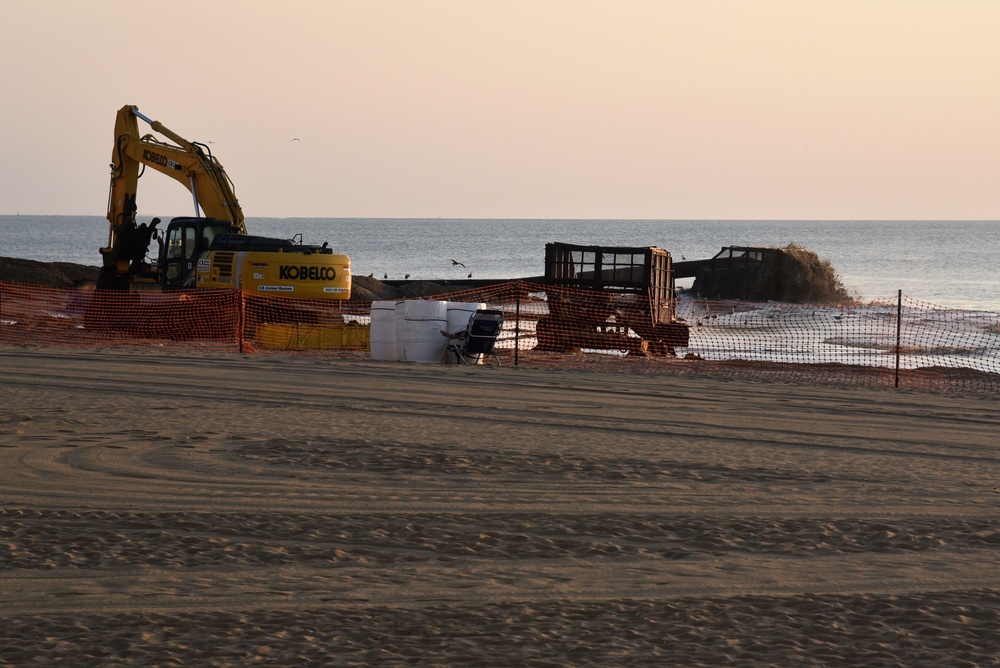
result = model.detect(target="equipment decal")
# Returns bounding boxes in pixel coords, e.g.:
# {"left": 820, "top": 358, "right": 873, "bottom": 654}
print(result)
{"left": 279, "top": 265, "right": 337, "bottom": 281}
{"left": 142, "top": 148, "right": 182, "bottom": 170}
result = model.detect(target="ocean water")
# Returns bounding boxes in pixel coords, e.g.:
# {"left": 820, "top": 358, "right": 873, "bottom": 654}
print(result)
{"left": 1, "top": 216, "right": 997, "bottom": 312}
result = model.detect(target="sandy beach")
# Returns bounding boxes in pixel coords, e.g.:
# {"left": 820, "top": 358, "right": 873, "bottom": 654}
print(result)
{"left": 1, "top": 348, "right": 999, "bottom": 666}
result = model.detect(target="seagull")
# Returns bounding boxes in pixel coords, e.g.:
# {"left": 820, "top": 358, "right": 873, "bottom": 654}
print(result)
{"left": 291, "top": 138, "right": 300, "bottom": 142}
{"left": 450, "top": 259, "right": 466, "bottom": 268}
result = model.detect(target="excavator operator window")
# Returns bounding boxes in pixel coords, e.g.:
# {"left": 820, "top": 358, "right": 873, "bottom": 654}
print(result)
{"left": 202, "top": 227, "right": 216, "bottom": 248}
{"left": 201, "top": 224, "right": 231, "bottom": 249}
{"left": 163, "top": 225, "right": 197, "bottom": 282}
{"left": 184, "top": 226, "right": 196, "bottom": 259}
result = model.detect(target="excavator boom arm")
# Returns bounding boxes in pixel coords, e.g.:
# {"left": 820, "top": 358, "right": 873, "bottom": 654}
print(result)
{"left": 103, "top": 105, "right": 245, "bottom": 272}
{"left": 116, "top": 136, "right": 244, "bottom": 225}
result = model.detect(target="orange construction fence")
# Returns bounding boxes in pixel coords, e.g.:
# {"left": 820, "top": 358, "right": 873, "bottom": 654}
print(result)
{"left": 2, "top": 280, "right": 998, "bottom": 394}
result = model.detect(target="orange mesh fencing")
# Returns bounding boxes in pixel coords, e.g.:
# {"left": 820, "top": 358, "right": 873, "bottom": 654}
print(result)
{"left": 0, "top": 282, "right": 240, "bottom": 352}
{"left": 667, "top": 295, "right": 1000, "bottom": 393}
{"left": 2, "top": 280, "right": 998, "bottom": 394}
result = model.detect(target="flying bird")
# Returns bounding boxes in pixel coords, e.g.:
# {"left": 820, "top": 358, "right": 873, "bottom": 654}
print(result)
{"left": 404, "top": 274, "right": 410, "bottom": 279}
{"left": 291, "top": 138, "right": 300, "bottom": 142}
{"left": 450, "top": 259, "right": 466, "bottom": 267}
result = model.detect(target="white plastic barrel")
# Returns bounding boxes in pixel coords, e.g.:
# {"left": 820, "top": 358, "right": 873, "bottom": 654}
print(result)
{"left": 401, "top": 300, "right": 448, "bottom": 363}
{"left": 394, "top": 300, "right": 406, "bottom": 361}
{"left": 369, "top": 300, "right": 398, "bottom": 361}
{"left": 444, "top": 301, "right": 487, "bottom": 364}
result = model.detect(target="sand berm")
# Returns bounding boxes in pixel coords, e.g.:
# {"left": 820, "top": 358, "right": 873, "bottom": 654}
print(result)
{"left": 0, "top": 256, "right": 464, "bottom": 301}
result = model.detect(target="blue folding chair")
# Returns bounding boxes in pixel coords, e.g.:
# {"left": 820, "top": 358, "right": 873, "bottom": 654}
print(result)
{"left": 442, "top": 309, "right": 504, "bottom": 365}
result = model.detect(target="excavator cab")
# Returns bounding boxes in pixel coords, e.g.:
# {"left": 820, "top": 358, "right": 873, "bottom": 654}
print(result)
{"left": 160, "top": 217, "right": 236, "bottom": 287}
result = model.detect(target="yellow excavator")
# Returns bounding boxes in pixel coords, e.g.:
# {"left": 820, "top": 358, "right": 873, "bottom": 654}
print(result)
{"left": 99, "top": 104, "right": 351, "bottom": 299}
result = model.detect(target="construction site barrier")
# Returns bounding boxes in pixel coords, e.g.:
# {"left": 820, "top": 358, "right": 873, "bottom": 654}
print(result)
{"left": 2, "top": 281, "right": 998, "bottom": 394}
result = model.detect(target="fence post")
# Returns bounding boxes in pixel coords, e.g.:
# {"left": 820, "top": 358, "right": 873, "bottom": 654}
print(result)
{"left": 514, "top": 281, "right": 521, "bottom": 367}
{"left": 894, "top": 289, "right": 902, "bottom": 388}
{"left": 238, "top": 290, "right": 245, "bottom": 354}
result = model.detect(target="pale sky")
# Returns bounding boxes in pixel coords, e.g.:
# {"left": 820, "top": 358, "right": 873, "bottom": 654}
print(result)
{"left": 2, "top": 1, "right": 998, "bottom": 219}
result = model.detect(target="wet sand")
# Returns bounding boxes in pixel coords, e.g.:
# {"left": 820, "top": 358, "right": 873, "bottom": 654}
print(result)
{"left": 1, "top": 348, "right": 999, "bottom": 666}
